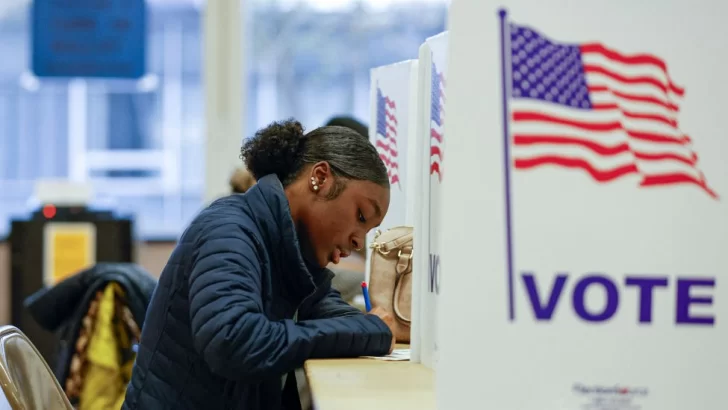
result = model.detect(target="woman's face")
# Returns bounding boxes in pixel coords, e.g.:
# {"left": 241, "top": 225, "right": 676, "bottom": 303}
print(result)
{"left": 297, "top": 164, "right": 390, "bottom": 268}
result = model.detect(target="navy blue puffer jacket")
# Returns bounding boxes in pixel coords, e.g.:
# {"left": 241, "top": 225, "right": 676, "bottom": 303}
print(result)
{"left": 122, "top": 174, "right": 393, "bottom": 410}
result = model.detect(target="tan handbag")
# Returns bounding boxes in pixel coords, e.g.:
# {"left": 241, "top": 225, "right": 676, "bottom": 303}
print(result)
{"left": 368, "top": 226, "right": 413, "bottom": 342}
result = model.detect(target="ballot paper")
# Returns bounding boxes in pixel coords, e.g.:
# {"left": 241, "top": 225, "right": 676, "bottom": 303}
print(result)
{"left": 362, "top": 348, "right": 411, "bottom": 361}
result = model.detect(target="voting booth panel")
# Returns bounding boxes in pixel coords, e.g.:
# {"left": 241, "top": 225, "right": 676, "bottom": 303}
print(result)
{"left": 367, "top": 60, "right": 422, "bottom": 359}
{"left": 438, "top": 1, "right": 728, "bottom": 409}
{"left": 367, "top": 60, "right": 420, "bottom": 277}
{"left": 413, "top": 32, "right": 448, "bottom": 370}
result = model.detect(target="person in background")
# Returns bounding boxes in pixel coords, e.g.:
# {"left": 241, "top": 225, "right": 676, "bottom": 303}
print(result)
{"left": 229, "top": 166, "right": 256, "bottom": 194}
{"left": 122, "top": 119, "right": 396, "bottom": 410}
{"left": 325, "top": 115, "right": 368, "bottom": 142}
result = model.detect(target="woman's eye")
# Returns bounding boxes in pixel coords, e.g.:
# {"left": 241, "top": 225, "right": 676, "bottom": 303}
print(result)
{"left": 358, "top": 211, "right": 367, "bottom": 223}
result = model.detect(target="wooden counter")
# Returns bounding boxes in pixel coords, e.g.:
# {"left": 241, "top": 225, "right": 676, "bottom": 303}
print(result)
{"left": 304, "top": 350, "right": 435, "bottom": 410}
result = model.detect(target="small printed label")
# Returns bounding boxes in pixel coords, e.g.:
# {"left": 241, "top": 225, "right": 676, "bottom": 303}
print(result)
{"left": 573, "top": 384, "right": 648, "bottom": 410}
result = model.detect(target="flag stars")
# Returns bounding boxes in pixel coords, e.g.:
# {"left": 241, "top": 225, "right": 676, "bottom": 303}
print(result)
{"left": 509, "top": 26, "right": 591, "bottom": 109}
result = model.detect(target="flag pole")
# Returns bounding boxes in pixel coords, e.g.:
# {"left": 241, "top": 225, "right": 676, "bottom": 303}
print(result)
{"left": 498, "top": 8, "right": 516, "bottom": 321}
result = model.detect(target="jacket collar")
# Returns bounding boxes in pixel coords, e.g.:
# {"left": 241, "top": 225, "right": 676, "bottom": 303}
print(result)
{"left": 244, "top": 174, "right": 332, "bottom": 301}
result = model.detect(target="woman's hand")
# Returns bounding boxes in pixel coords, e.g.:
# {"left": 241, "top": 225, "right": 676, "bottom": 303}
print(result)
{"left": 368, "top": 306, "right": 396, "bottom": 354}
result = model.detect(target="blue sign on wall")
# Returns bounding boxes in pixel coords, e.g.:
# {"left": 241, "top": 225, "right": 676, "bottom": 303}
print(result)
{"left": 32, "top": 0, "right": 146, "bottom": 79}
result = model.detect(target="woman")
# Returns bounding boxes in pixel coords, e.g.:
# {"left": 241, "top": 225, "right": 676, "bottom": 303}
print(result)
{"left": 122, "top": 119, "right": 396, "bottom": 410}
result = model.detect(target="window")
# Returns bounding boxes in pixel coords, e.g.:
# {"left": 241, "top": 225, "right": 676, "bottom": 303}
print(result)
{"left": 0, "top": 0, "right": 446, "bottom": 239}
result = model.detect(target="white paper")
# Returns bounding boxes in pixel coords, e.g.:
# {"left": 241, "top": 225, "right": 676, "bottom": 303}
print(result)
{"left": 362, "top": 348, "right": 411, "bottom": 361}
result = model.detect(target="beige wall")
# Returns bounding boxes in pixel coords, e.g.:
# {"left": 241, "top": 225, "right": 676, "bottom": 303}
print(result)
{"left": 0, "top": 241, "right": 176, "bottom": 325}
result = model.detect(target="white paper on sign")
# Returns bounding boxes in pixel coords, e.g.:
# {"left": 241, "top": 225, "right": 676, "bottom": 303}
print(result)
{"left": 362, "top": 349, "right": 411, "bottom": 361}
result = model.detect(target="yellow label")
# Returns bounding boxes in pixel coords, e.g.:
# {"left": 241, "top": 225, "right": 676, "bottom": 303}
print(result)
{"left": 44, "top": 223, "right": 96, "bottom": 286}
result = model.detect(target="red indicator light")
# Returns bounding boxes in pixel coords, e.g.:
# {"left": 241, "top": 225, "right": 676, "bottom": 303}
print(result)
{"left": 42, "top": 204, "right": 57, "bottom": 219}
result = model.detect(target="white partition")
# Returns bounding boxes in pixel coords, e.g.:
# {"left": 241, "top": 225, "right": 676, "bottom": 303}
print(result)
{"left": 368, "top": 60, "right": 419, "bottom": 231}
{"left": 412, "top": 32, "right": 448, "bottom": 369}
{"left": 438, "top": 1, "right": 728, "bottom": 409}
{"left": 366, "top": 60, "right": 420, "bottom": 325}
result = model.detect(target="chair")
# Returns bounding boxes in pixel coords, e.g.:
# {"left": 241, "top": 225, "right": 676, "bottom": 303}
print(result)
{"left": 0, "top": 326, "right": 72, "bottom": 410}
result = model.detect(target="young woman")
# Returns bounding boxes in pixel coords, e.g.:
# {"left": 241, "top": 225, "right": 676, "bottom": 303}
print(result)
{"left": 122, "top": 120, "right": 396, "bottom": 410}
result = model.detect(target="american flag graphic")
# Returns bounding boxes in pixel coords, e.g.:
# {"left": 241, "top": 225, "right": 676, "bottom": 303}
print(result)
{"left": 508, "top": 22, "right": 718, "bottom": 199}
{"left": 430, "top": 62, "right": 446, "bottom": 181}
{"left": 375, "top": 87, "right": 400, "bottom": 186}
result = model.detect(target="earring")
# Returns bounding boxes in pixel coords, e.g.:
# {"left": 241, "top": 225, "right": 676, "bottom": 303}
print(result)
{"left": 311, "top": 177, "right": 319, "bottom": 191}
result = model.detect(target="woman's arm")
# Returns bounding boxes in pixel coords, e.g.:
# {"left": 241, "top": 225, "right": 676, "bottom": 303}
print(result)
{"left": 187, "top": 220, "right": 392, "bottom": 381}
{"left": 301, "top": 287, "right": 363, "bottom": 319}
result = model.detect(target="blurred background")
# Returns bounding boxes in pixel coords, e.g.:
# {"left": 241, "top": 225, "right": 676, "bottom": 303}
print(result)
{"left": 0, "top": 0, "right": 446, "bottom": 239}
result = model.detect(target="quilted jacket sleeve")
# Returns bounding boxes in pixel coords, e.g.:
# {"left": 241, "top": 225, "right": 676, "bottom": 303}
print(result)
{"left": 301, "top": 287, "right": 363, "bottom": 319}
{"left": 187, "top": 221, "right": 393, "bottom": 381}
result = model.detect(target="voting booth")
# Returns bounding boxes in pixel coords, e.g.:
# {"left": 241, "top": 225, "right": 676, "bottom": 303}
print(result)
{"left": 367, "top": 60, "right": 424, "bottom": 358}
{"left": 367, "top": 60, "right": 420, "bottom": 275}
{"left": 410, "top": 32, "right": 448, "bottom": 369}
{"left": 437, "top": 1, "right": 728, "bottom": 409}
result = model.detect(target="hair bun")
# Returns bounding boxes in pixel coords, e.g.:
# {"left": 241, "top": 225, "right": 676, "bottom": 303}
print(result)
{"left": 240, "top": 119, "right": 306, "bottom": 182}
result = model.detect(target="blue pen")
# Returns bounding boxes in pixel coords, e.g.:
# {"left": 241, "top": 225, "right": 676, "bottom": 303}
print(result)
{"left": 361, "top": 281, "right": 372, "bottom": 312}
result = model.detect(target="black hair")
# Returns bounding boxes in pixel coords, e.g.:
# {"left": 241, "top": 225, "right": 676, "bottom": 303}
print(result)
{"left": 240, "top": 119, "right": 389, "bottom": 197}
{"left": 325, "top": 116, "right": 368, "bottom": 139}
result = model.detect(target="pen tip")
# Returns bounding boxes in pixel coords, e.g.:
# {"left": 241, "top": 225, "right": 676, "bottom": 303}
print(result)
{"left": 361, "top": 281, "right": 367, "bottom": 288}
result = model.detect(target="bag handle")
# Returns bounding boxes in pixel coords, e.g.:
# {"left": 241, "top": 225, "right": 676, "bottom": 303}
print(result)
{"left": 392, "top": 247, "right": 412, "bottom": 324}
{"left": 370, "top": 228, "right": 413, "bottom": 256}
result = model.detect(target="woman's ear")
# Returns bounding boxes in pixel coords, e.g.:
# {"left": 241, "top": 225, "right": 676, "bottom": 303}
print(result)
{"left": 309, "top": 162, "right": 332, "bottom": 195}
